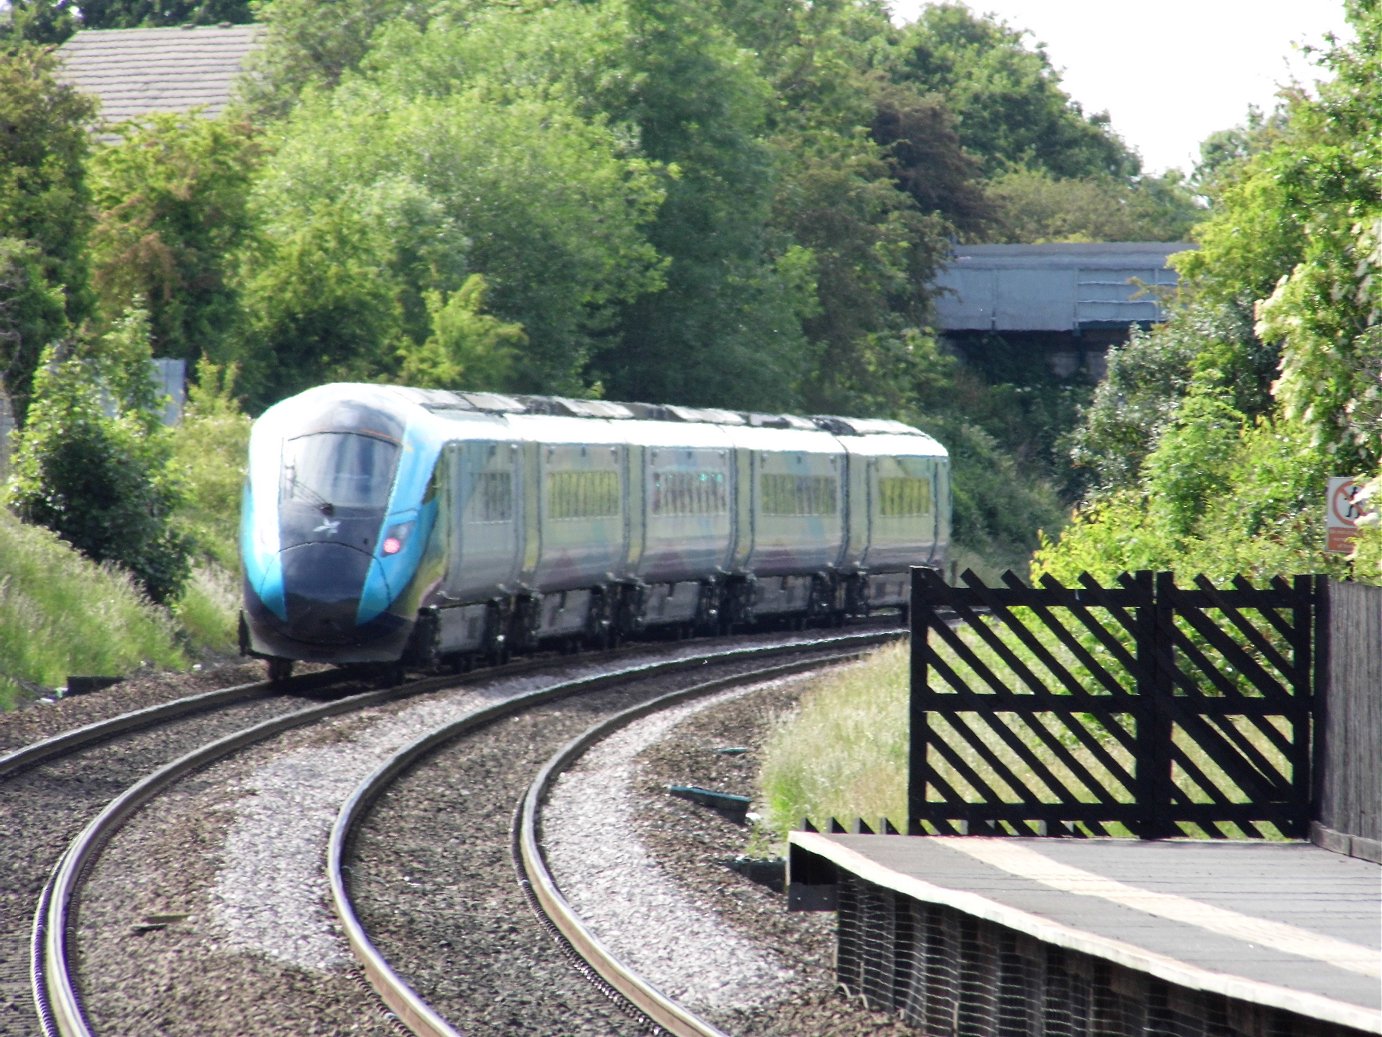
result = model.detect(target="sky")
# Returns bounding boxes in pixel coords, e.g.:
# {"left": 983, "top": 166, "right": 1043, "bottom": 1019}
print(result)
{"left": 887, "top": 1, "right": 1354, "bottom": 176}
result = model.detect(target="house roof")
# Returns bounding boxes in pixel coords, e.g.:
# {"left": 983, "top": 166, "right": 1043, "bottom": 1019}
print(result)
{"left": 58, "top": 24, "right": 263, "bottom": 128}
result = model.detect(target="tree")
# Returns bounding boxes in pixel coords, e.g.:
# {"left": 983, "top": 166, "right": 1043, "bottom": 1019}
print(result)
{"left": 0, "top": 43, "right": 95, "bottom": 423}
{"left": 869, "top": 85, "right": 994, "bottom": 240}
{"left": 1068, "top": 306, "right": 1242, "bottom": 493}
{"left": 1041, "top": 0, "right": 1382, "bottom": 585}
{"left": 75, "top": 0, "right": 252, "bottom": 28}
{"left": 985, "top": 168, "right": 1202, "bottom": 244}
{"left": 6, "top": 305, "right": 192, "bottom": 604}
{"left": 238, "top": 0, "right": 427, "bottom": 119}
{"left": 0, "top": 239, "right": 69, "bottom": 426}
{"left": 236, "top": 197, "right": 409, "bottom": 405}
{"left": 398, "top": 275, "right": 526, "bottom": 390}
{"left": 0, "top": 0, "right": 78, "bottom": 44}
{"left": 1190, "top": 105, "right": 1293, "bottom": 196}
{"left": 237, "top": 10, "right": 666, "bottom": 406}
{"left": 88, "top": 113, "right": 261, "bottom": 369}
{"left": 1252, "top": 2, "right": 1382, "bottom": 476}
{"left": 580, "top": 0, "right": 811, "bottom": 409}
{"left": 891, "top": 3, "right": 1138, "bottom": 180}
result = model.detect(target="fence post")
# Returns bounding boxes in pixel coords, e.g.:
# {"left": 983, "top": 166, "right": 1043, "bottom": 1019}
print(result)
{"left": 1132, "top": 571, "right": 1174, "bottom": 838}
{"left": 908, "top": 566, "right": 931, "bottom": 836}
{"left": 1289, "top": 574, "right": 1317, "bottom": 830}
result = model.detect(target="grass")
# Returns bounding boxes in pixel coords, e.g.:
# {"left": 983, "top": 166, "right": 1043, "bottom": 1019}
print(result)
{"left": 758, "top": 641, "right": 912, "bottom": 835}
{"left": 172, "top": 563, "right": 241, "bottom": 655}
{"left": 0, "top": 508, "right": 202, "bottom": 710}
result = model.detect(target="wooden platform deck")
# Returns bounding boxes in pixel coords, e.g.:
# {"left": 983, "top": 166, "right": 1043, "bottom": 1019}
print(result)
{"left": 788, "top": 833, "right": 1381, "bottom": 1034}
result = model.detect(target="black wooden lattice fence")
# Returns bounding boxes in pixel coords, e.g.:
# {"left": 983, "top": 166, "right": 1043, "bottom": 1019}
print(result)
{"left": 908, "top": 568, "right": 1319, "bottom": 839}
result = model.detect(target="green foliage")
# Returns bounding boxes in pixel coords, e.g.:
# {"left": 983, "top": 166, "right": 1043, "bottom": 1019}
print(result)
{"left": 0, "top": 1, "right": 77, "bottom": 45}
{"left": 1190, "top": 105, "right": 1293, "bottom": 196}
{"left": 240, "top": 0, "right": 427, "bottom": 119}
{"left": 0, "top": 238, "right": 69, "bottom": 425}
{"left": 1139, "top": 389, "right": 1246, "bottom": 538}
{"left": 986, "top": 168, "right": 1203, "bottom": 244}
{"left": 236, "top": 198, "right": 408, "bottom": 403}
{"left": 891, "top": 3, "right": 1138, "bottom": 180}
{"left": 0, "top": 507, "right": 185, "bottom": 709}
{"left": 869, "top": 85, "right": 994, "bottom": 240}
{"left": 0, "top": 43, "right": 95, "bottom": 421}
{"left": 169, "top": 359, "right": 250, "bottom": 571}
{"left": 925, "top": 414, "right": 1066, "bottom": 576}
{"left": 1048, "top": 2, "right": 1382, "bottom": 586}
{"left": 1036, "top": 411, "right": 1345, "bottom": 585}
{"left": 579, "top": 0, "right": 810, "bottom": 409}
{"left": 88, "top": 113, "right": 262, "bottom": 368}
{"left": 1070, "top": 306, "right": 1247, "bottom": 493}
{"left": 398, "top": 275, "right": 526, "bottom": 390}
{"left": 75, "top": 0, "right": 252, "bottom": 28}
{"left": 1258, "top": 217, "right": 1382, "bottom": 473}
{"left": 238, "top": 10, "right": 668, "bottom": 405}
{"left": 6, "top": 308, "right": 193, "bottom": 604}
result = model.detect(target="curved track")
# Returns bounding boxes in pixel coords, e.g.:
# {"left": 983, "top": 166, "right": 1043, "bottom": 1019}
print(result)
{"left": 11, "top": 627, "right": 902, "bottom": 1036}
{"left": 31, "top": 675, "right": 436, "bottom": 1036}
{"left": 0, "top": 672, "right": 344, "bottom": 1037}
{"left": 331, "top": 632, "right": 896, "bottom": 1036}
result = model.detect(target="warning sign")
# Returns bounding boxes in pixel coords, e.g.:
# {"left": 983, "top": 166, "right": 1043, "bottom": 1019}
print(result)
{"left": 1326, "top": 476, "right": 1372, "bottom": 553}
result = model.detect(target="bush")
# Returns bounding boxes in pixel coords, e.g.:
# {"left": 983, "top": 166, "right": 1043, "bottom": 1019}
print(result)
{"left": 6, "top": 311, "right": 192, "bottom": 604}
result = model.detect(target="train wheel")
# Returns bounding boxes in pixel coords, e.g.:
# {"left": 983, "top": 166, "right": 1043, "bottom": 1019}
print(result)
{"left": 267, "top": 657, "right": 294, "bottom": 682}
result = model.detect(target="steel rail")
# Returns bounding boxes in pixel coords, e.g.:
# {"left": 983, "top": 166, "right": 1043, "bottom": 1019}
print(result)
{"left": 32, "top": 673, "right": 441, "bottom": 1037}
{"left": 515, "top": 652, "right": 875, "bottom": 1037}
{"left": 329, "top": 630, "right": 899, "bottom": 1037}
{"left": 0, "top": 676, "right": 297, "bottom": 780}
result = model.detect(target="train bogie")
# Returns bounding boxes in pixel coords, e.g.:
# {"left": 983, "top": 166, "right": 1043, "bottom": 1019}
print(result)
{"left": 239, "top": 384, "right": 950, "bottom": 677}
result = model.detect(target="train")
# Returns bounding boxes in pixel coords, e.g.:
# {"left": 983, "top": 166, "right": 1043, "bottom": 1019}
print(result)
{"left": 239, "top": 383, "right": 950, "bottom": 679}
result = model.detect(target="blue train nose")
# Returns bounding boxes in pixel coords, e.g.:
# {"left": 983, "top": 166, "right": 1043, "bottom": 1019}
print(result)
{"left": 280, "top": 542, "right": 373, "bottom": 645}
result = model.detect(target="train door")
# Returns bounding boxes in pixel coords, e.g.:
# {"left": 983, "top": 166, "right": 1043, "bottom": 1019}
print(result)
{"left": 446, "top": 439, "right": 523, "bottom": 600}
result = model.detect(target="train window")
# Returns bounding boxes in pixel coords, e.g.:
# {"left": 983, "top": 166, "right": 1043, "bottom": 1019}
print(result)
{"left": 879, "top": 477, "right": 932, "bottom": 516}
{"left": 548, "top": 470, "right": 620, "bottom": 520}
{"left": 652, "top": 470, "right": 728, "bottom": 516}
{"left": 761, "top": 473, "right": 837, "bottom": 516}
{"left": 282, "top": 432, "right": 399, "bottom": 509}
{"left": 470, "top": 470, "right": 513, "bottom": 523}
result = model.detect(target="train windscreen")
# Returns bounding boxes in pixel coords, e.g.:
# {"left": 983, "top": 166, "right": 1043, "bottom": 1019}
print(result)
{"left": 282, "top": 432, "right": 400, "bottom": 510}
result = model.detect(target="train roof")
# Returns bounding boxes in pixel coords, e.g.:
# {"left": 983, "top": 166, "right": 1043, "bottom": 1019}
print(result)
{"left": 275, "top": 384, "right": 944, "bottom": 453}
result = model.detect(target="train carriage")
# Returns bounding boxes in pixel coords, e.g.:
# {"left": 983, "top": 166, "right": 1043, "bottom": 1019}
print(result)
{"left": 239, "top": 383, "right": 949, "bottom": 678}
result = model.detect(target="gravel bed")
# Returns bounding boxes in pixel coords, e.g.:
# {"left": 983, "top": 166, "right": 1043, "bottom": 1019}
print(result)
{"left": 543, "top": 667, "right": 914, "bottom": 1037}
{"left": 1, "top": 639, "right": 905, "bottom": 1036}
{"left": 0, "top": 666, "right": 337, "bottom": 1037}
{"left": 348, "top": 678, "right": 681, "bottom": 1035}
{"left": 0, "top": 659, "right": 270, "bottom": 755}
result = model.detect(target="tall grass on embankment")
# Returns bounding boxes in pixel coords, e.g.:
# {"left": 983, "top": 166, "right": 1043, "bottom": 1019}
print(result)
{"left": 758, "top": 641, "right": 913, "bottom": 834}
{"left": 757, "top": 633, "right": 1130, "bottom": 840}
{"left": 0, "top": 509, "right": 187, "bottom": 710}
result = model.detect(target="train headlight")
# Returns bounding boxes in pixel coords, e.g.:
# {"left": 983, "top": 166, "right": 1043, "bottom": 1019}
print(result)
{"left": 381, "top": 521, "right": 415, "bottom": 556}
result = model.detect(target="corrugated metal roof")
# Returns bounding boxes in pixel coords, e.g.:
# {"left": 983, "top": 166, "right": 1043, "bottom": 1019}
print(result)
{"left": 933, "top": 242, "right": 1196, "bottom": 333}
{"left": 57, "top": 25, "right": 262, "bottom": 128}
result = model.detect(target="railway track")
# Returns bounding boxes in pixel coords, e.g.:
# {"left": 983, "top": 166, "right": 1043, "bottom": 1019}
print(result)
{"left": 4, "top": 629, "right": 907, "bottom": 1036}
{"left": 0, "top": 668, "right": 359, "bottom": 1037}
